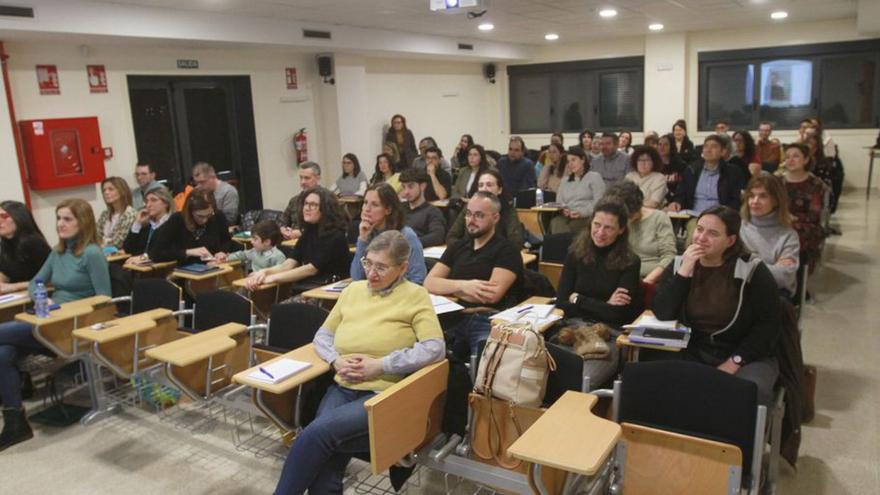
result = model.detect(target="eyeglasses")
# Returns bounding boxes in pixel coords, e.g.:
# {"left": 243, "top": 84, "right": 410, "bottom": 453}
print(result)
{"left": 360, "top": 257, "right": 395, "bottom": 277}
{"left": 464, "top": 210, "right": 488, "bottom": 220}
{"left": 303, "top": 201, "right": 320, "bottom": 211}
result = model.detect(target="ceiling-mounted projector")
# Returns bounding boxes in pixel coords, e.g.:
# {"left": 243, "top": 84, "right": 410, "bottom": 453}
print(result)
{"left": 430, "top": 0, "right": 485, "bottom": 12}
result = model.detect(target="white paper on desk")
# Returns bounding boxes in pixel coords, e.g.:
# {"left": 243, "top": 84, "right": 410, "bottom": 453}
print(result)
{"left": 423, "top": 246, "right": 447, "bottom": 259}
{"left": 431, "top": 295, "right": 464, "bottom": 315}
{"left": 622, "top": 314, "right": 680, "bottom": 330}
{"left": 247, "top": 359, "right": 312, "bottom": 384}
{"left": 492, "top": 304, "right": 562, "bottom": 327}
{"left": 0, "top": 293, "right": 27, "bottom": 304}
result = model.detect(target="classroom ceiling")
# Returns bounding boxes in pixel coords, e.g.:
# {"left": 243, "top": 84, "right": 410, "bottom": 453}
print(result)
{"left": 96, "top": 0, "right": 858, "bottom": 45}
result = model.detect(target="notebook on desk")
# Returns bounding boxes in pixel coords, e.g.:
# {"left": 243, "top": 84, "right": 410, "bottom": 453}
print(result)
{"left": 624, "top": 314, "right": 691, "bottom": 349}
{"left": 247, "top": 358, "right": 312, "bottom": 384}
{"left": 176, "top": 263, "right": 221, "bottom": 274}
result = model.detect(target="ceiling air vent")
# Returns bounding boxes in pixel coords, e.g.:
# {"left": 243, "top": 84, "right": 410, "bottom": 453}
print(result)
{"left": 458, "top": 43, "right": 474, "bottom": 51}
{"left": 0, "top": 6, "right": 34, "bottom": 18}
{"left": 303, "top": 29, "right": 332, "bottom": 40}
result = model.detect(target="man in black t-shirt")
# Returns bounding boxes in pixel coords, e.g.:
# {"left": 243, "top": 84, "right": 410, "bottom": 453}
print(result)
{"left": 425, "top": 191, "right": 523, "bottom": 359}
{"left": 423, "top": 147, "right": 452, "bottom": 202}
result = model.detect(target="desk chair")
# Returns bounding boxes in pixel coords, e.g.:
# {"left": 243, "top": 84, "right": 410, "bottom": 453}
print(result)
{"left": 113, "top": 278, "right": 185, "bottom": 317}
{"left": 177, "top": 290, "right": 255, "bottom": 333}
{"left": 605, "top": 360, "right": 783, "bottom": 495}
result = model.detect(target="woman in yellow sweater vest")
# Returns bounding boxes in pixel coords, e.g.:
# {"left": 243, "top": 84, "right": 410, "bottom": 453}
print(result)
{"left": 274, "top": 230, "right": 445, "bottom": 494}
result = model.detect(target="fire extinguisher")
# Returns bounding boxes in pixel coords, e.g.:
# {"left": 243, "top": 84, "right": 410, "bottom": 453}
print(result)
{"left": 293, "top": 128, "right": 308, "bottom": 165}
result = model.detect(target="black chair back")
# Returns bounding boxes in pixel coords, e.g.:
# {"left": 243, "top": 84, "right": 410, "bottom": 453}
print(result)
{"left": 619, "top": 360, "right": 759, "bottom": 478}
{"left": 541, "top": 232, "right": 574, "bottom": 263}
{"left": 265, "top": 302, "right": 329, "bottom": 352}
{"left": 193, "top": 290, "right": 252, "bottom": 332}
{"left": 131, "top": 278, "right": 182, "bottom": 314}
{"left": 515, "top": 189, "right": 537, "bottom": 209}
{"left": 543, "top": 342, "right": 584, "bottom": 406}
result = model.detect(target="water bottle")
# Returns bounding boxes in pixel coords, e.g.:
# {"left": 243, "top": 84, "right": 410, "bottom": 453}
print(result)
{"left": 535, "top": 188, "right": 544, "bottom": 207}
{"left": 33, "top": 279, "right": 50, "bottom": 318}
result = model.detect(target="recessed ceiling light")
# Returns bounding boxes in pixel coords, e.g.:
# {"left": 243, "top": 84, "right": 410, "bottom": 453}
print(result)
{"left": 648, "top": 23, "right": 664, "bottom": 31}
{"left": 478, "top": 22, "right": 494, "bottom": 31}
{"left": 544, "top": 33, "right": 559, "bottom": 41}
{"left": 770, "top": 11, "right": 788, "bottom": 20}
{"left": 599, "top": 9, "right": 618, "bottom": 18}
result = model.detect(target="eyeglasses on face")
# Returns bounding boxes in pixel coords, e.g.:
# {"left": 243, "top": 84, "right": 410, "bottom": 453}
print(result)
{"left": 303, "top": 201, "right": 321, "bottom": 211}
{"left": 464, "top": 210, "right": 489, "bottom": 220}
{"left": 360, "top": 256, "right": 395, "bottom": 277}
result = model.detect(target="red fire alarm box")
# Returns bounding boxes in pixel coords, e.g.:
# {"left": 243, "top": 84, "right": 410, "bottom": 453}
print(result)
{"left": 18, "top": 117, "right": 106, "bottom": 190}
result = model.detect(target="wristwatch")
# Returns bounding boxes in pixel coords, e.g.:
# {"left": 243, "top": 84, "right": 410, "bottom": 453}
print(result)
{"left": 731, "top": 355, "right": 744, "bottom": 366}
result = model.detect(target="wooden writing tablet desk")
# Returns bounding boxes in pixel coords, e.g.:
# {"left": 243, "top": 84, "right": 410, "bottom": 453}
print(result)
{"left": 16, "top": 295, "right": 117, "bottom": 358}
{"left": 492, "top": 296, "right": 564, "bottom": 334}
{"left": 508, "top": 391, "right": 621, "bottom": 494}
{"left": 300, "top": 278, "right": 352, "bottom": 304}
{"left": 145, "top": 322, "right": 251, "bottom": 399}
{"left": 73, "top": 308, "right": 179, "bottom": 378}
{"left": 171, "top": 261, "right": 243, "bottom": 296}
{"left": 106, "top": 252, "right": 132, "bottom": 264}
{"left": 233, "top": 343, "right": 331, "bottom": 394}
{"left": 0, "top": 292, "right": 31, "bottom": 322}
{"left": 616, "top": 310, "right": 682, "bottom": 362}
{"left": 124, "top": 259, "right": 178, "bottom": 279}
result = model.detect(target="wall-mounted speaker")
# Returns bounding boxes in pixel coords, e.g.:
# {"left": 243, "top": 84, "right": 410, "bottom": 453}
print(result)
{"left": 484, "top": 63, "right": 496, "bottom": 84}
{"left": 317, "top": 55, "right": 335, "bottom": 85}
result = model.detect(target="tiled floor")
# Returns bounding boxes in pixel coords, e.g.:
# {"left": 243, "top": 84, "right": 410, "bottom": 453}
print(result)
{"left": 0, "top": 189, "right": 878, "bottom": 494}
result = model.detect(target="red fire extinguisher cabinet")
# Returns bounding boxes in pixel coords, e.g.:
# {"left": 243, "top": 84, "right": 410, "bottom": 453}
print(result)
{"left": 18, "top": 116, "right": 106, "bottom": 190}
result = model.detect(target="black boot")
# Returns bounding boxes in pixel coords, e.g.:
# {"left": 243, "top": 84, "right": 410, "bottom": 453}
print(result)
{"left": 0, "top": 407, "right": 34, "bottom": 452}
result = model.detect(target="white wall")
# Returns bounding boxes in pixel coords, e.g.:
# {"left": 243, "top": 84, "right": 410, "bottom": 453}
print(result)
{"left": 5, "top": 42, "right": 321, "bottom": 242}
{"left": 0, "top": 70, "right": 25, "bottom": 203}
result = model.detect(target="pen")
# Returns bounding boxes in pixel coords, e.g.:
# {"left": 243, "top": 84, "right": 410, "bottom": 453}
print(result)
{"left": 517, "top": 305, "right": 533, "bottom": 314}
{"left": 259, "top": 367, "right": 275, "bottom": 379}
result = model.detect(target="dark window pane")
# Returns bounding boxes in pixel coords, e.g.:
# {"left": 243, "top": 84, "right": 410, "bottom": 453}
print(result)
{"left": 510, "top": 74, "right": 551, "bottom": 133}
{"left": 599, "top": 71, "right": 640, "bottom": 129}
{"left": 819, "top": 55, "right": 876, "bottom": 128}
{"left": 553, "top": 73, "right": 593, "bottom": 132}
{"left": 758, "top": 59, "right": 814, "bottom": 128}
{"left": 705, "top": 63, "right": 754, "bottom": 127}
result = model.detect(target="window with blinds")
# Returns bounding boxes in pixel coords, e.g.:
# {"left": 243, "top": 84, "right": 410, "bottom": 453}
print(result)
{"left": 508, "top": 57, "right": 644, "bottom": 134}
{"left": 698, "top": 39, "right": 880, "bottom": 130}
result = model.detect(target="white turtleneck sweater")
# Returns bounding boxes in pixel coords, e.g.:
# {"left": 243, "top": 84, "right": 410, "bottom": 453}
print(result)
{"left": 740, "top": 212, "right": 800, "bottom": 294}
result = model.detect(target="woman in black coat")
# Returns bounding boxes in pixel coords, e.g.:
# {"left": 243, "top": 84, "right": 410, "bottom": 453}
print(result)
{"left": 0, "top": 201, "right": 51, "bottom": 294}
{"left": 148, "top": 189, "right": 239, "bottom": 265}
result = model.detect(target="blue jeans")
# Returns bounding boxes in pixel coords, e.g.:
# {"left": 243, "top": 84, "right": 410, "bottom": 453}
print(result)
{"left": 444, "top": 313, "right": 492, "bottom": 361}
{"left": 0, "top": 320, "right": 42, "bottom": 408}
{"left": 274, "top": 384, "right": 375, "bottom": 494}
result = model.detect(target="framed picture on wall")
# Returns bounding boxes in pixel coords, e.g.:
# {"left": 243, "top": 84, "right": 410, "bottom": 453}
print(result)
{"left": 36, "top": 65, "right": 60, "bottom": 95}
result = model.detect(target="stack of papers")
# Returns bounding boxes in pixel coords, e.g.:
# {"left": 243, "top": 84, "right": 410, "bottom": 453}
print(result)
{"left": 0, "top": 293, "right": 27, "bottom": 304}
{"left": 430, "top": 295, "right": 464, "bottom": 315}
{"left": 423, "top": 246, "right": 447, "bottom": 259}
{"left": 493, "top": 304, "right": 562, "bottom": 328}
{"left": 247, "top": 358, "right": 312, "bottom": 384}
{"left": 623, "top": 314, "right": 691, "bottom": 349}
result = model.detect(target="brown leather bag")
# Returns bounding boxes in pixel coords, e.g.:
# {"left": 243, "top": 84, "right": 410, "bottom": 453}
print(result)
{"left": 468, "top": 393, "right": 544, "bottom": 471}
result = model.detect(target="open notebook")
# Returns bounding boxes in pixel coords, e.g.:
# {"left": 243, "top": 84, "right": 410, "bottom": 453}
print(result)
{"left": 246, "top": 358, "right": 312, "bottom": 384}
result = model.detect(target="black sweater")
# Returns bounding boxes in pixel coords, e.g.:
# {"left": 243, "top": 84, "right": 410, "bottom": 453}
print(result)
{"left": 555, "top": 247, "right": 641, "bottom": 327}
{"left": 651, "top": 257, "right": 781, "bottom": 364}
{"left": 0, "top": 235, "right": 51, "bottom": 282}
{"left": 148, "top": 212, "right": 239, "bottom": 264}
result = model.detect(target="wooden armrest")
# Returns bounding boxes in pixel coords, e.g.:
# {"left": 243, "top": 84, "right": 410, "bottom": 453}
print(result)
{"left": 232, "top": 343, "right": 331, "bottom": 393}
{"left": 72, "top": 308, "right": 173, "bottom": 343}
{"left": 145, "top": 322, "right": 248, "bottom": 366}
{"left": 364, "top": 359, "right": 449, "bottom": 475}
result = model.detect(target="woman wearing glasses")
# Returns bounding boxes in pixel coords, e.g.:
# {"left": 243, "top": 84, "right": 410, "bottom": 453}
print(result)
{"left": 245, "top": 188, "right": 350, "bottom": 292}
{"left": 148, "top": 189, "right": 239, "bottom": 265}
{"left": 274, "top": 230, "right": 444, "bottom": 494}
{"left": 350, "top": 183, "right": 426, "bottom": 284}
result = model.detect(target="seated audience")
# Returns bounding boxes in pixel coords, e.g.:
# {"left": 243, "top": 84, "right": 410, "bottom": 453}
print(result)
{"left": 755, "top": 122, "right": 782, "bottom": 173}
{"left": 192, "top": 161, "right": 239, "bottom": 225}
{"left": 651, "top": 206, "right": 781, "bottom": 405}
{"left": 496, "top": 136, "right": 536, "bottom": 195}
{"left": 782, "top": 143, "right": 829, "bottom": 273}
{"left": 246, "top": 188, "right": 350, "bottom": 291}
{"left": 332, "top": 153, "right": 368, "bottom": 197}
{"left": 131, "top": 162, "right": 162, "bottom": 210}
{"left": 550, "top": 148, "right": 606, "bottom": 234}
{"left": 148, "top": 189, "right": 238, "bottom": 265}
{"left": 739, "top": 175, "right": 800, "bottom": 296}
{"left": 731, "top": 130, "right": 762, "bottom": 179}
{"left": 351, "top": 184, "right": 426, "bottom": 284}
{"left": 422, "top": 146, "right": 452, "bottom": 201}
{"left": 400, "top": 168, "right": 446, "bottom": 248}
{"left": 606, "top": 182, "right": 676, "bottom": 284}
{"left": 369, "top": 153, "right": 402, "bottom": 194}
{"left": 658, "top": 133, "right": 686, "bottom": 205}
{"left": 556, "top": 200, "right": 642, "bottom": 327}
{"left": 215, "top": 220, "right": 286, "bottom": 274}
{"left": 537, "top": 142, "right": 567, "bottom": 193}
{"left": 447, "top": 169, "right": 524, "bottom": 248}
{"left": 412, "top": 136, "right": 452, "bottom": 174}
{"left": 591, "top": 133, "right": 630, "bottom": 186}
{"left": 425, "top": 192, "right": 523, "bottom": 359}
{"left": 667, "top": 135, "right": 745, "bottom": 213}
{"left": 618, "top": 130, "right": 634, "bottom": 155}
{"left": 0, "top": 199, "right": 111, "bottom": 450}
{"left": 536, "top": 133, "right": 564, "bottom": 177}
{"left": 569, "top": 129, "right": 594, "bottom": 155}
{"left": 385, "top": 114, "right": 419, "bottom": 170}
{"left": 451, "top": 144, "right": 492, "bottom": 200}
{"left": 97, "top": 177, "right": 137, "bottom": 249}
{"left": 589, "top": 134, "right": 603, "bottom": 161}
{"left": 280, "top": 161, "right": 324, "bottom": 241}
{"left": 274, "top": 230, "right": 444, "bottom": 494}
{"left": 624, "top": 146, "right": 667, "bottom": 208}
{"left": 123, "top": 186, "right": 174, "bottom": 258}
{"left": 382, "top": 141, "right": 404, "bottom": 172}
{"left": 671, "top": 119, "right": 695, "bottom": 165}
{"left": 0, "top": 201, "right": 51, "bottom": 295}
{"left": 450, "top": 134, "right": 475, "bottom": 175}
